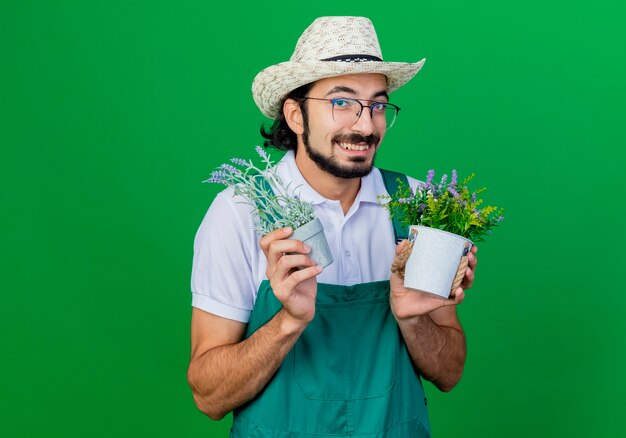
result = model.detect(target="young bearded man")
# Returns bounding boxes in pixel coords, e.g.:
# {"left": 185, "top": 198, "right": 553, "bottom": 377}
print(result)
{"left": 188, "top": 16, "right": 478, "bottom": 437}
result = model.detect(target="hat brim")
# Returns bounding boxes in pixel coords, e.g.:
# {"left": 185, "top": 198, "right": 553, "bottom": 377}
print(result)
{"left": 252, "top": 58, "right": 426, "bottom": 119}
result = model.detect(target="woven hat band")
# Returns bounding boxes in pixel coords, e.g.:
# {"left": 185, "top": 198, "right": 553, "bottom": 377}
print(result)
{"left": 321, "top": 54, "right": 383, "bottom": 62}
{"left": 251, "top": 16, "right": 426, "bottom": 119}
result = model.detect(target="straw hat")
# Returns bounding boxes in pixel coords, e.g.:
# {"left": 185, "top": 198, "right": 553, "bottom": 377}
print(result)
{"left": 252, "top": 16, "right": 426, "bottom": 119}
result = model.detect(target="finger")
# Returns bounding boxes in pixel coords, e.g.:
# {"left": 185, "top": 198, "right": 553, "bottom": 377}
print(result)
{"left": 283, "top": 265, "right": 323, "bottom": 292}
{"left": 468, "top": 251, "right": 478, "bottom": 270}
{"left": 259, "top": 227, "right": 293, "bottom": 255}
{"left": 274, "top": 254, "right": 316, "bottom": 279}
{"left": 395, "top": 239, "right": 408, "bottom": 256}
{"left": 451, "top": 287, "right": 465, "bottom": 305}
{"left": 471, "top": 245, "right": 478, "bottom": 255}
{"left": 266, "top": 240, "right": 312, "bottom": 279}
{"left": 461, "top": 267, "right": 474, "bottom": 290}
{"left": 266, "top": 240, "right": 311, "bottom": 272}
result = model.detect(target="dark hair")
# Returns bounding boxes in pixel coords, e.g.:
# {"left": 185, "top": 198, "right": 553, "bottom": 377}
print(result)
{"left": 260, "top": 82, "right": 313, "bottom": 151}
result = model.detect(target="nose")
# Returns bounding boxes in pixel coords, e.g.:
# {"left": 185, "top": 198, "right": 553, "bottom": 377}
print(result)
{"left": 350, "top": 107, "right": 377, "bottom": 136}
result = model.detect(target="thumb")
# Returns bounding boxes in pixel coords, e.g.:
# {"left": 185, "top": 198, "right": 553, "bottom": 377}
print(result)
{"left": 395, "top": 239, "right": 409, "bottom": 256}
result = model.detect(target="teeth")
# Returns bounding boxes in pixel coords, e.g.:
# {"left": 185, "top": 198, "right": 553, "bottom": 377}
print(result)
{"left": 339, "top": 142, "right": 370, "bottom": 151}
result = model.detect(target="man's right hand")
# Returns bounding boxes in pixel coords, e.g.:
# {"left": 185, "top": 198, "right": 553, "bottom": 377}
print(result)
{"left": 189, "top": 226, "right": 321, "bottom": 419}
{"left": 259, "top": 227, "right": 322, "bottom": 328}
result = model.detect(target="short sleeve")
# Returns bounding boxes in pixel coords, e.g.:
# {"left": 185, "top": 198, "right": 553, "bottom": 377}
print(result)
{"left": 190, "top": 189, "right": 261, "bottom": 323}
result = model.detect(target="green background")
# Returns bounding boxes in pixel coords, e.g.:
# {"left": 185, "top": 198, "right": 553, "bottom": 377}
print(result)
{"left": 2, "top": 0, "right": 625, "bottom": 436}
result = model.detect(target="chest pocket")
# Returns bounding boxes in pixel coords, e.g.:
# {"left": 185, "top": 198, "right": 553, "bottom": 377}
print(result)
{"left": 294, "top": 296, "right": 399, "bottom": 400}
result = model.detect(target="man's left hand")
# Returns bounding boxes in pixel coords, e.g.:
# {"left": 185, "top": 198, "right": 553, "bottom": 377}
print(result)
{"left": 389, "top": 241, "right": 478, "bottom": 321}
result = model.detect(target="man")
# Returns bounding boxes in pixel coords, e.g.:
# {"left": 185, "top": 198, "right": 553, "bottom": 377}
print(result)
{"left": 188, "top": 16, "right": 478, "bottom": 437}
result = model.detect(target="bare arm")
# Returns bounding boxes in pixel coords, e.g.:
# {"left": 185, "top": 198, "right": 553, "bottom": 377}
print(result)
{"left": 390, "top": 242, "right": 478, "bottom": 392}
{"left": 187, "top": 227, "right": 321, "bottom": 419}
{"left": 187, "top": 307, "right": 307, "bottom": 419}
{"left": 395, "top": 307, "right": 466, "bottom": 392}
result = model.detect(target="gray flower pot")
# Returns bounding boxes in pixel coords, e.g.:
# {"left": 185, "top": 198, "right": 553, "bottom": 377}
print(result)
{"left": 404, "top": 225, "right": 473, "bottom": 299}
{"left": 291, "top": 217, "right": 334, "bottom": 268}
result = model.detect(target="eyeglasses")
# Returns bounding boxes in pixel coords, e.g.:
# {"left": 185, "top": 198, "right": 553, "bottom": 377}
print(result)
{"left": 301, "top": 97, "right": 401, "bottom": 130}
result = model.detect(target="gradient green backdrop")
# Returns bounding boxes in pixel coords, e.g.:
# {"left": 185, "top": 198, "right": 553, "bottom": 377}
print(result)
{"left": 2, "top": 1, "right": 625, "bottom": 436}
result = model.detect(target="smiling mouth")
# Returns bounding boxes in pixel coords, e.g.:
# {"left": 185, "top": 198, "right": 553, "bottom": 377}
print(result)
{"left": 338, "top": 142, "right": 371, "bottom": 151}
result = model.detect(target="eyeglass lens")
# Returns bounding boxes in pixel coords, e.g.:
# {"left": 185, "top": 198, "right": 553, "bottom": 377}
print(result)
{"left": 331, "top": 98, "right": 398, "bottom": 129}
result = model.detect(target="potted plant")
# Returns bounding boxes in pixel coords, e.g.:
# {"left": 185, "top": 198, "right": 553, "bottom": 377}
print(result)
{"left": 205, "top": 146, "right": 333, "bottom": 268}
{"left": 379, "top": 169, "right": 503, "bottom": 298}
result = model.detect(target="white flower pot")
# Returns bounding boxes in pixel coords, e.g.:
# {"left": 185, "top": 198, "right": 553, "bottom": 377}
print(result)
{"left": 404, "top": 225, "right": 473, "bottom": 299}
{"left": 291, "top": 217, "right": 334, "bottom": 268}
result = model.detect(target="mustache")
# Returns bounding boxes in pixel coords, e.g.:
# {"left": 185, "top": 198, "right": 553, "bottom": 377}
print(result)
{"left": 332, "top": 133, "right": 380, "bottom": 146}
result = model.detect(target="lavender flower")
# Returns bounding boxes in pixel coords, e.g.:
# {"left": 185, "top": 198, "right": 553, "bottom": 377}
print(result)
{"left": 255, "top": 145, "right": 268, "bottom": 161}
{"left": 210, "top": 170, "right": 226, "bottom": 179}
{"left": 220, "top": 163, "right": 241, "bottom": 175}
{"left": 205, "top": 147, "right": 316, "bottom": 236}
{"left": 203, "top": 173, "right": 225, "bottom": 184}
{"left": 426, "top": 169, "right": 435, "bottom": 185}
{"left": 379, "top": 168, "right": 503, "bottom": 242}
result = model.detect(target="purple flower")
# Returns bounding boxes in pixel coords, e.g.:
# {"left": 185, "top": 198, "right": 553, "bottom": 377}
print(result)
{"left": 398, "top": 197, "right": 413, "bottom": 204}
{"left": 448, "top": 187, "right": 460, "bottom": 198}
{"left": 471, "top": 192, "right": 477, "bottom": 203}
{"left": 440, "top": 174, "right": 448, "bottom": 185}
{"left": 418, "top": 204, "right": 426, "bottom": 212}
{"left": 204, "top": 178, "right": 220, "bottom": 184}
{"left": 457, "top": 199, "right": 467, "bottom": 207}
{"left": 451, "top": 169, "right": 458, "bottom": 186}
{"left": 255, "top": 145, "right": 269, "bottom": 160}
{"left": 203, "top": 172, "right": 226, "bottom": 184}
{"left": 220, "top": 163, "right": 241, "bottom": 175}
{"left": 497, "top": 215, "right": 504, "bottom": 222}
{"left": 230, "top": 158, "right": 248, "bottom": 166}
{"left": 426, "top": 169, "right": 435, "bottom": 185}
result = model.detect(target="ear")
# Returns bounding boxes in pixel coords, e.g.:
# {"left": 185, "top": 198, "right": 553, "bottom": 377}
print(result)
{"left": 283, "top": 99, "right": 305, "bottom": 135}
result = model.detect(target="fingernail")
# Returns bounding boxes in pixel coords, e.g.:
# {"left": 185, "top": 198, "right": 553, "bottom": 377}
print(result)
{"left": 303, "top": 244, "right": 311, "bottom": 252}
{"left": 284, "top": 227, "right": 292, "bottom": 233}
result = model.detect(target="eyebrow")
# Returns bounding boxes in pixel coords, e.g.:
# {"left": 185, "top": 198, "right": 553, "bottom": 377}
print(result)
{"left": 324, "top": 86, "right": 389, "bottom": 101}
{"left": 373, "top": 90, "right": 389, "bottom": 101}
{"left": 325, "top": 86, "right": 356, "bottom": 96}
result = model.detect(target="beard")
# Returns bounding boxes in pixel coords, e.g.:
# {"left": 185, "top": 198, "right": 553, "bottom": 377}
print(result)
{"left": 301, "top": 120, "right": 380, "bottom": 179}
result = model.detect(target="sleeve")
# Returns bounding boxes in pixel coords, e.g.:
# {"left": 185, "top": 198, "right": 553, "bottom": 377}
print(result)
{"left": 190, "top": 189, "right": 260, "bottom": 323}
